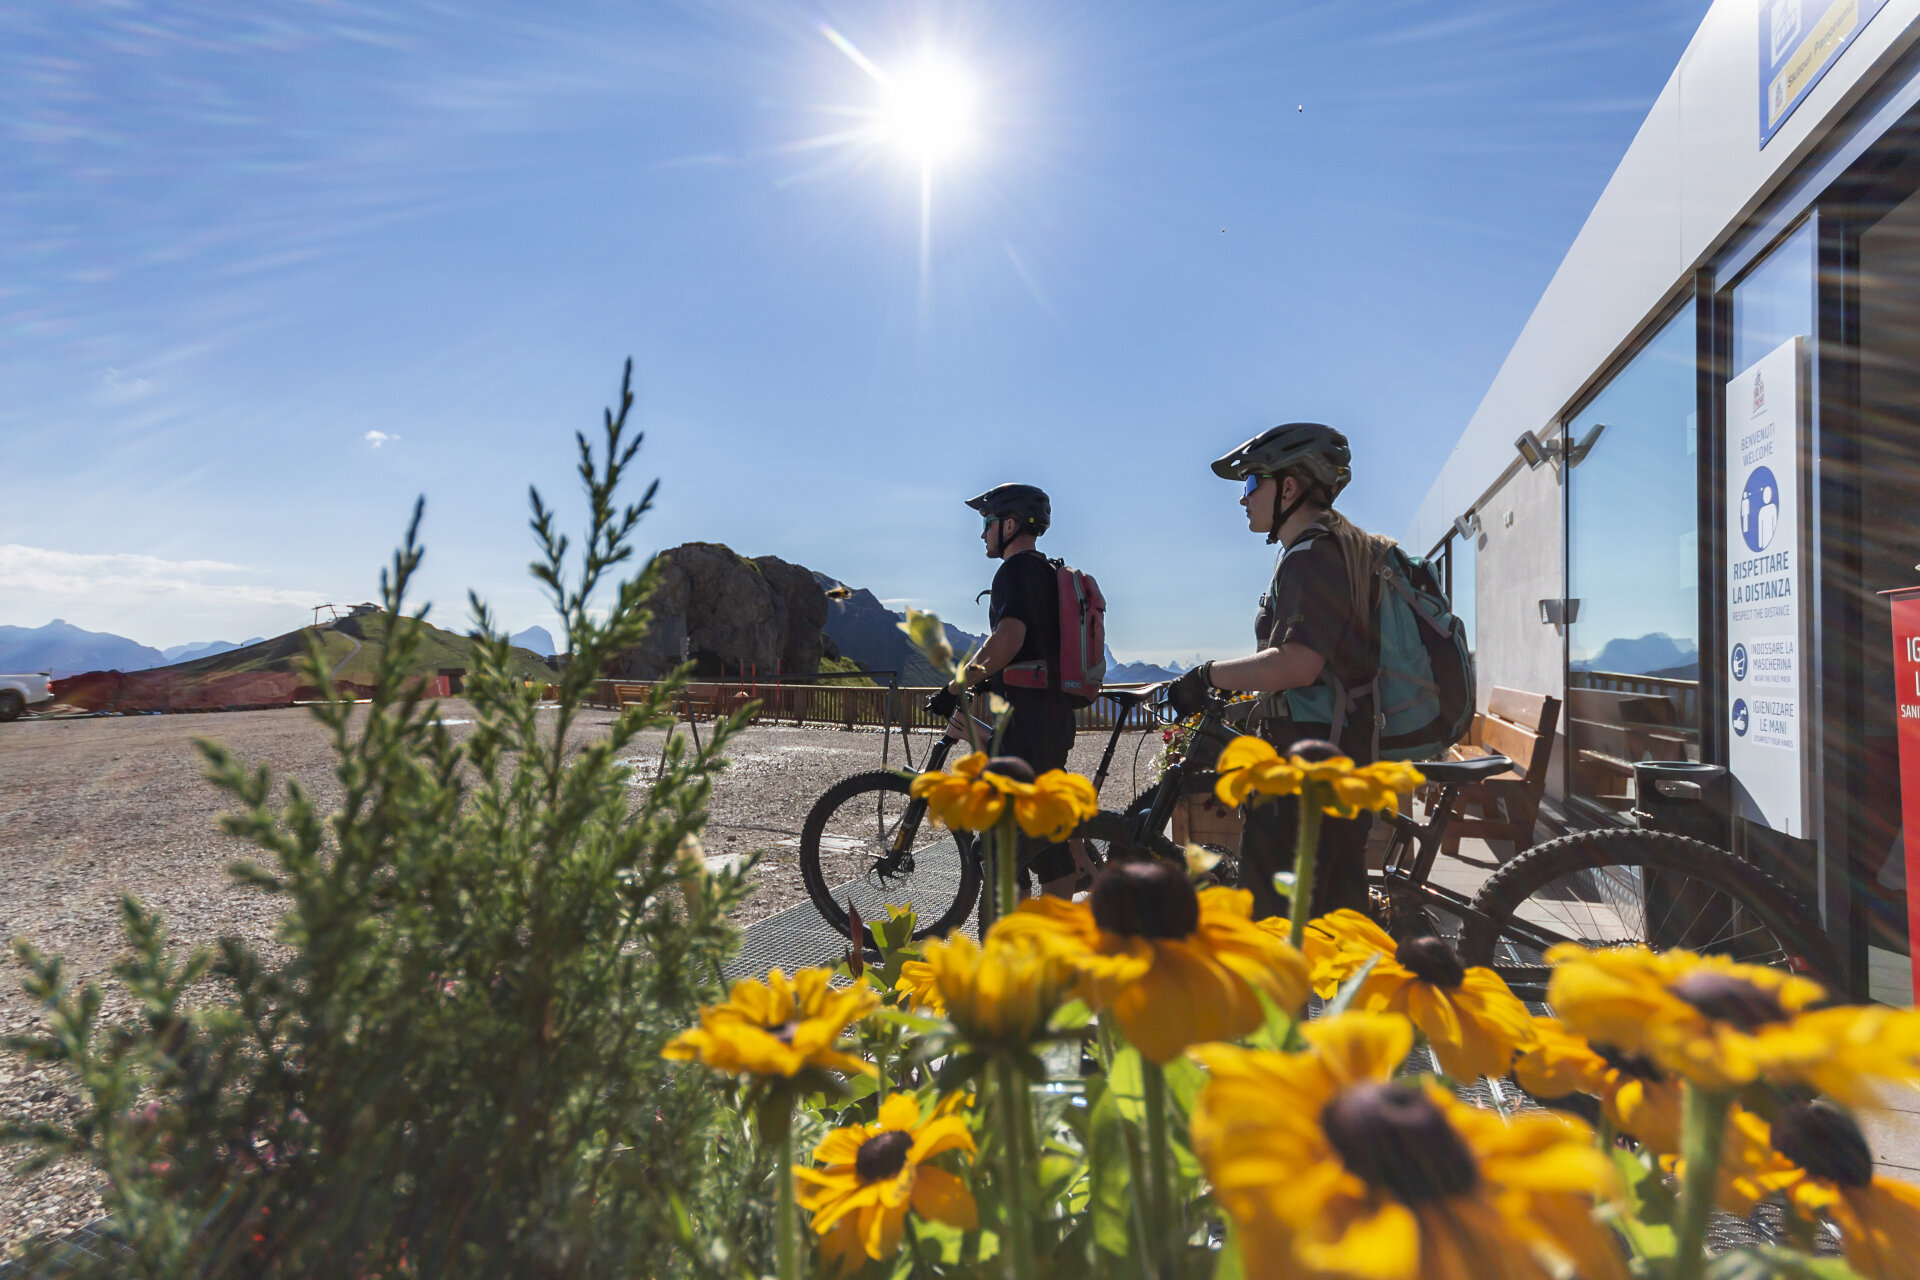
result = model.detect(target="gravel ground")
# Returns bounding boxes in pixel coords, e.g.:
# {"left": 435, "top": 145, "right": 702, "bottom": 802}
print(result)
{"left": 0, "top": 700, "right": 1165, "bottom": 1251}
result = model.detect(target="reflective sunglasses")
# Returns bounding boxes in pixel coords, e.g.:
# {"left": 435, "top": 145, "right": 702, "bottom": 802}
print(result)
{"left": 1242, "top": 474, "right": 1269, "bottom": 499}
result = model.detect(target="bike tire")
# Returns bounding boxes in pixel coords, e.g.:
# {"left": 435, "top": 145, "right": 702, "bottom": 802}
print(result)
{"left": 1458, "top": 828, "right": 1840, "bottom": 993}
{"left": 799, "top": 771, "right": 981, "bottom": 948}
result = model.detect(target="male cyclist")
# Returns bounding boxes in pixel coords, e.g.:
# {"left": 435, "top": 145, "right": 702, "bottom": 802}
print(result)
{"left": 927, "top": 483, "right": 1082, "bottom": 897}
{"left": 1165, "top": 425, "right": 1387, "bottom": 921}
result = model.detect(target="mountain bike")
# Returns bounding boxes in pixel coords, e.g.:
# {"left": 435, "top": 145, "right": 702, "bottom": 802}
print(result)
{"left": 1120, "top": 688, "right": 1842, "bottom": 995}
{"left": 798, "top": 689, "right": 1174, "bottom": 949}
{"left": 800, "top": 687, "right": 1839, "bottom": 994}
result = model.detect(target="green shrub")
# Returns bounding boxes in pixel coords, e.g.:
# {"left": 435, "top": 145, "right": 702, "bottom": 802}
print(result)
{"left": 4, "top": 364, "right": 774, "bottom": 1279}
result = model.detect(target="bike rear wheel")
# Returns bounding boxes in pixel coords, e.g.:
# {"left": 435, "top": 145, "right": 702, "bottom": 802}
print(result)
{"left": 799, "top": 771, "right": 981, "bottom": 947}
{"left": 1458, "top": 828, "right": 1839, "bottom": 994}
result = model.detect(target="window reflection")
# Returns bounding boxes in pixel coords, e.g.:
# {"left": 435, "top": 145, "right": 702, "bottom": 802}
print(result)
{"left": 1565, "top": 307, "right": 1700, "bottom": 813}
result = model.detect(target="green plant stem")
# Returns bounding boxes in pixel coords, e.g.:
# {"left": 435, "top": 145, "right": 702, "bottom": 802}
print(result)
{"left": 776, "top": 1103, "right": 799, "bottom": 1280}
{"left": 1289, "top": 786, "right": 1326, "bottom": 946}
{"left": 995, "top": 1055, "right": 1038, "bottom": 1280}
{"left": 995, "top": 812, "right": 1020, "bottom": 928}
{"left": 1142, "top": 1060, "right": 1179, "bottom": 1280}
{"left": 1673, "top": 1084, "right": 1731, "bottom": 1280}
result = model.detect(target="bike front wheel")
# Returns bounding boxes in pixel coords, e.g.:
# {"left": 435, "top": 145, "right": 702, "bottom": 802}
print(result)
{"left": 799, "top": 771, "right": 981, "bottom": 948}
{"left": 1458, "top": 828, "right": 1840, "bottom": 994}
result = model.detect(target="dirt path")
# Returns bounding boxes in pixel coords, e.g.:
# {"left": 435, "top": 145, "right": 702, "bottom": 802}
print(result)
{"left": 0, "top": 701, "right": 1163, "bottom": 1249}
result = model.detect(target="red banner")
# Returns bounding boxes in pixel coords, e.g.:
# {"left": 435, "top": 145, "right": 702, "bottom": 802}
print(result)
{"left": 1887, "top": 586, "right": 1920, "bottom": 1000}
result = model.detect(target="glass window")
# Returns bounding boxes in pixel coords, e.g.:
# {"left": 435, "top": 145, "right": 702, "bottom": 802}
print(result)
{"left": 1732, "top": 221, "right": 1815, "bottom": 375}
{"left": 1565, "top": 307, "right": 1701, "bottom": 813}
{"left": 1454, "top": 526, "right": 1477, "bottom": 662}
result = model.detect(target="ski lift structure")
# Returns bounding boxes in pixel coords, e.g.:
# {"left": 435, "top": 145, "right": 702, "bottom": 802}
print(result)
{"left": 311, "top": 603, "right": 344, "bottom": 628}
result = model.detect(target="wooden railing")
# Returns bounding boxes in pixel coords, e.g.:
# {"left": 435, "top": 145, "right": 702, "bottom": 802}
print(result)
{"left": 588, "top": 679, "right": 1167, "bottom": 732}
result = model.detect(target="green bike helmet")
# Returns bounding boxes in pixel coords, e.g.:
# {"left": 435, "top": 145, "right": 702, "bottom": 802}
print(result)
{"left": 1210, "top": 422, "right": 1353, "bottom": 500}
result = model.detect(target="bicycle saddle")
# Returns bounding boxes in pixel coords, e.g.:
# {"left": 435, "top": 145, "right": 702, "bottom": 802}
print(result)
{"left": 1099, "top": 686, "right": 1161, "bottom": 709}
{"left": 1414, "top": 756, "right": 1514, "bottom": 784}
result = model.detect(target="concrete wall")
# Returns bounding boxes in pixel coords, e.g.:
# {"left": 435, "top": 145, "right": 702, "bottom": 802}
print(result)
{"left": 1407, "top": 0, "right": 1920, "bottom": 554}
{"left": 1471, "top": 458, "right": 1569, "bottom": 800}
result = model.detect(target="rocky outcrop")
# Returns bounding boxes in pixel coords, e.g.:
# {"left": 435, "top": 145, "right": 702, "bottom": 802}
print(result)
{"left": 754, "top": 555, "right": 828, "bottom": 675}
{"left": 610, "top": 543, "right": 831, "bottom": 680}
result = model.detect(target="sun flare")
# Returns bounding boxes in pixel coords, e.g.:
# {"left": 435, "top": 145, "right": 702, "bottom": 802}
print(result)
{"left": 875, "top": 58, "right": 976, "bottom": 165}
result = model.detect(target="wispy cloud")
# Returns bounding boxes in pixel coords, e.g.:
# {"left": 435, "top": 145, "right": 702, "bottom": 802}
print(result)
{"left": 0, "top": 545, "right": 322, "bottom": 611}
{"left": 364, "top": 429, "right": 399, "bottom": 448}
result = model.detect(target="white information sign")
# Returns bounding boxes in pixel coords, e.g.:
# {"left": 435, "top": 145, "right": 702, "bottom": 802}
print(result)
{"left": 1725, "top": 336, "right": 1808, "bottom": 836}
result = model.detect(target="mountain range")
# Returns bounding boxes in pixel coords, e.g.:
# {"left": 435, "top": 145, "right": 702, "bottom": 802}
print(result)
{"left": 2, "top": 617, "right": 557, "bottom": 681}
{"left": 1570, "top": 632, "right": 1700, "bottom": 679}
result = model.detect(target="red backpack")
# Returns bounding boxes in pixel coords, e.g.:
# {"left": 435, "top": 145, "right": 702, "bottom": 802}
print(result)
{"left": 1000, "top": 559, "right": 1108, "bottom": 708}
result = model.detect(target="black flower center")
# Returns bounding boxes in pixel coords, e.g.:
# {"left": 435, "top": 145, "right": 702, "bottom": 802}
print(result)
{"left": 1090, "top": 858, "right": 1200, "bottom": 940}
{"left": 772, "top": 1019, "right": 801, "bottom": 1045}
{"left": 984, "top": 756, "right": 1036, "bottom": 783}
{"left": 1667, "top": 971, "right": 1786, "bottom": 1031}
{"left": 1395, "top": 935, "right": 1466, "bottom": 989}
{"left": 1770, "top": 1099, "right": 1874, "bottom": 1188}
{"left": 1321, "top": 1082, "right": 1479, "bottom": 1203}
{"left": 855, "top": 1129, "right": 913, "bottom": 1184}
{"left": 1288, "top": 738, "right": 1342, "bottom": 761}
{"left": 1594, "top": 1044, "right": 1662, "bottom": 1080}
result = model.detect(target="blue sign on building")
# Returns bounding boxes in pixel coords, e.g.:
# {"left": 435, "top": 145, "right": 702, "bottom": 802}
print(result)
{"left": 1760, "top": 0, "right": 1889, "bottom": 147}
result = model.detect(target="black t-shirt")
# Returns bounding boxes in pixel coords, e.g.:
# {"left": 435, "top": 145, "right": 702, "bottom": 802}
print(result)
{"left": 1255, "top": 526, "right": 1375, "bottom": 747}
{"left": 987, "top": 551, "right": 1060, "bottom": 695}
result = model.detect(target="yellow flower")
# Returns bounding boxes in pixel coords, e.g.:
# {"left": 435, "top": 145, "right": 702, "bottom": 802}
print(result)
{"left": 1214, "top": 736, "right": 1423, "bottom": 817}
{"left": 991, "top": 859, "right": 1309, "bottom": 1062}
{"left": 909, "top": 752, "right": 1098, "bottom": 840}
{"left": 1305, "top": 910, "right": 1535, "bottom": 1081}
{"left": 661, "top": 967, "right": 878, "bottom": 1081}
{"left": 1511, "top": 1017, "right": 1684, "bottom": 1154}
{"left": 1546, "top": 945, "right": 1920, "bottom": 1101}
{"left": 1755, "top": 1099, "right": 1920, "bottom": 1280}
{"left": 1193, "top": 1013, "right": 1625, "bottom": 1280}
{"left": 920, "top": 931, "right": 1071, "bottom": 1050}
{"left": 1661, "top": 1104, "right": 1800, "bottom": 1217}
{"left": 798, "top": 1091, "right": 977, "bottom": 1268}
{"left": 894, "top": 958, "right": 943, "bottom": 1012}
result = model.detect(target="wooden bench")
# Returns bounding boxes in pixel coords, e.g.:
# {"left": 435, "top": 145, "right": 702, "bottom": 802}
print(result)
{"left": 1440, "top": 686, "right": 1562, "bottom": 857}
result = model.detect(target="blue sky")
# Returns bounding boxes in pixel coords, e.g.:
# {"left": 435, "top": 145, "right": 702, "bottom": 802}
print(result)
{"left": 4, "top": 0, "right": 1710, "bottom": 659}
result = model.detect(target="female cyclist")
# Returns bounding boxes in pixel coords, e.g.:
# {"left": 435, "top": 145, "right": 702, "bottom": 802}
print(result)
{"left": 1166, "top": 423, "right": 1392, "bottom": 922}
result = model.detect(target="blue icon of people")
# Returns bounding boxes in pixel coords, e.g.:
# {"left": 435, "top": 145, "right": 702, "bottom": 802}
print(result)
{"left": 1740, "top": 466, "right": 1780, "bottom": 553}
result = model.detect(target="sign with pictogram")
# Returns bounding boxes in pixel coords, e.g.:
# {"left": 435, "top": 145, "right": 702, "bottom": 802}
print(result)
{"left": 1884, "top": 585, "right": 1920, "bottom": 1000}
{"left": 1725, "top": 337, "right": 1807, "bottom": 836}
{"left": 1759, "top": 0, "right": 1889, "bottom": 147}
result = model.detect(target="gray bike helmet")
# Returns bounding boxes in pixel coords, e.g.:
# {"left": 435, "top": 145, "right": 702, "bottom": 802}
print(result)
{"left": 965, "top": 483, "right": 1051, "bottom": 536}
{"left": 1211, "top": 423, "right": 1353, "bottom": 499}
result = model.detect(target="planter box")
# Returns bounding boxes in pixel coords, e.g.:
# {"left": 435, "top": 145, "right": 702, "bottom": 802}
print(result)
{"left": 1170, "top": 792, "right": 1242, "bottom": 849}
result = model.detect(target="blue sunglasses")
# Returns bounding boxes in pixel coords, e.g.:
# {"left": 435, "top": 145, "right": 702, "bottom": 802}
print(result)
{"left": 1242, "top": 474, "right": 1269, "bottom": 498}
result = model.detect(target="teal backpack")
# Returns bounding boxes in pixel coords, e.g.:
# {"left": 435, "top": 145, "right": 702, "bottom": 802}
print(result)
{"left": 1284, "top": 543, "right": 1475, "bottom": 762}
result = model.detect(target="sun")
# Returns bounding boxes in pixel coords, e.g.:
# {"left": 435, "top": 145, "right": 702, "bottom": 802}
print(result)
{"left": 875, "top": 58, "right": 977, "bottom": 166}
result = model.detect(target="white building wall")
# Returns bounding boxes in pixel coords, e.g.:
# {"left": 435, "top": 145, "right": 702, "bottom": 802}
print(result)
{"left": 1409, "top": 0, "right": 1920, "bottom": 558}
{"left": 1412, "top": 0, "right": 1920, "bottom": 726}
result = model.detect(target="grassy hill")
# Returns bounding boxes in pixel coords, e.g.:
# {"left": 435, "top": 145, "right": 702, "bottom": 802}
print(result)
{"left": 167, "top": 614, "right": 554, "bottom": 687}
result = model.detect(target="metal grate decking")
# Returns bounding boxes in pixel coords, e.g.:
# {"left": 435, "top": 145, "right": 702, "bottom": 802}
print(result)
{"left": 725, "top": 836, "right": 979, "bottom": 980}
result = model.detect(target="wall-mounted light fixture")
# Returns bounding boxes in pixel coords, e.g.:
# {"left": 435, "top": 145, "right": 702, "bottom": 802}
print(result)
{"left": 1538, "top": 598, "right": 1581, "bottom": 626}
{"left": 1565, "top": 422, "right": 1608, "bottom": 466}
{"left": 1515, "top": 430, "right": 1552, "bottom": 469}
{"left": 1453, "top": 511, "right": 1479, "bottom": 540}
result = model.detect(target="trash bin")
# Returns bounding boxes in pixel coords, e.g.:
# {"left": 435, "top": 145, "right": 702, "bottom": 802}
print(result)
{"left": 1631, "top": 761, "right": 1731, "bottom": 846}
